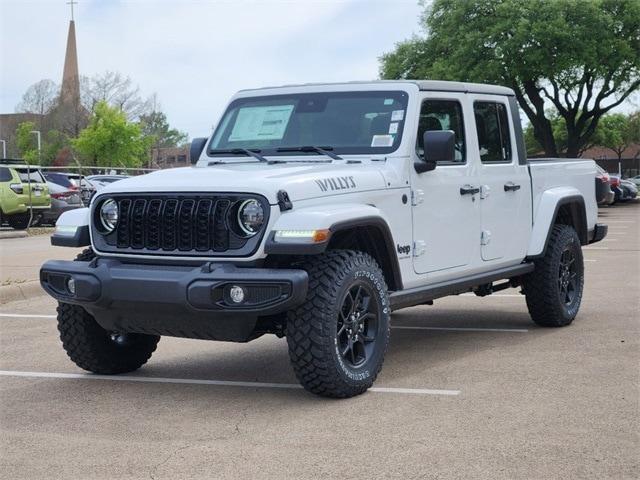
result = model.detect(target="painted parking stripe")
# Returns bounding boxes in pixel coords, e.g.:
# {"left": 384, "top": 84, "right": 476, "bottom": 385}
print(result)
{"left": 460, "top": 293, "right": 522, "bottom": 298}
{"left": 392, "top": 325, "right": 528, "bottom": 333}
{"left": 0, "top": 370, "right": 460, "bottom": 396}
{"left": 0, "top": 313, "right": 56, "bottom": 318}
{"left": 583, "top": 246, "right": 609, "bottom": 250}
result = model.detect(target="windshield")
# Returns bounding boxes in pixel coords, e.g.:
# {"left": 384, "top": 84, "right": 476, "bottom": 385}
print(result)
{"left": 209, "top": 90, "right": 409, "bottom": 157}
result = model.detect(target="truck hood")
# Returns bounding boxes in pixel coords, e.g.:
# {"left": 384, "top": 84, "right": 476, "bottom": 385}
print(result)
{"left": 100, "top": 162, "right": 388, "bottom": 204}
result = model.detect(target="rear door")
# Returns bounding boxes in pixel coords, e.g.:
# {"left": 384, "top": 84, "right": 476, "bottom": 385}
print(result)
{"left": 470, "top": 96, "right": 531, "bottom": 263}
{"left": 411, "top": 93, "right": 481, "bottom": 278}
{"left": 17, "top": 168, "right": 50, "bottom": 207}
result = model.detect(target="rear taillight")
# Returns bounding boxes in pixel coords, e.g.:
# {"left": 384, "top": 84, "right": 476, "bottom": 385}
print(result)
{"left": 51, "top": 191, "right": 74, "bottom": 200}
{"left": 9, "top": 183, "right": 23, "bottom": 194}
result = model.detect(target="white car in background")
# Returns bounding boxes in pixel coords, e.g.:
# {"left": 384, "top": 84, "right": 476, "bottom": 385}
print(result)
{"left": 85, "top": 175, "right": 128, "bottom": 191}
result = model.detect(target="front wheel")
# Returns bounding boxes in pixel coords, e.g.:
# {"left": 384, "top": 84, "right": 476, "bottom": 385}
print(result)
{"left": 523, "top": 224, "right": 584, "bottom": 327}
{"left": 286, "top": 250, "right": 390, "bottom": 398}
{"left": 56, "top": 248, "right": 160, "bottom": 374}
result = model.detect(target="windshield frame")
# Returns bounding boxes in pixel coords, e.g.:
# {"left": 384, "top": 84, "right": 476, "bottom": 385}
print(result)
{"left": 207, "top": 90, "right": 410, "bottom": 158}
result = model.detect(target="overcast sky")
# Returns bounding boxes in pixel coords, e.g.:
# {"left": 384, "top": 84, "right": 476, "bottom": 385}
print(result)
{"left": 0, "top": 0, "right": 423, "bottom": 138}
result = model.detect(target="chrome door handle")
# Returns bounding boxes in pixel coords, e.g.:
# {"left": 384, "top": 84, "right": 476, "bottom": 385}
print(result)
{"left": 460, "top": 185, "right": 480, "bottom": 195}
{"left": 504, "top": 182, "right": 521, "bottom": 192}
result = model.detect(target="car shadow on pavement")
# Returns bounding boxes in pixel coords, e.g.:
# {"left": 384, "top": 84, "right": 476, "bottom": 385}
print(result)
{"left": 129, "top": 306, "right": 550, "bottom": 393}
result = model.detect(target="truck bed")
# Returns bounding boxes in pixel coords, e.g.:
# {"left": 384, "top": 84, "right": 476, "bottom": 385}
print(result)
{"left": 528, "top": 158, "right": 598, "bottom": 233}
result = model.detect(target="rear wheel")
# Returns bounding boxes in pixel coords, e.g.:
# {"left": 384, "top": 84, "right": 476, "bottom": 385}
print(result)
{"left": 7, "top": 213, "right": 31, "bottom": 230}
{"left": 523, "top": 224, "right": 584, "bottom": 327}
{"left": 286, "top": 250, "right": 390, "bottom": 398}
{"left": 57, "top": 248, "right": 160, "bottom": 374}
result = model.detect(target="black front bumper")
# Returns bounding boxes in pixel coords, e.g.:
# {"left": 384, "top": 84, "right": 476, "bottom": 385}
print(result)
{"left": 40, "top": 259, "right": 308, "bottom": 342}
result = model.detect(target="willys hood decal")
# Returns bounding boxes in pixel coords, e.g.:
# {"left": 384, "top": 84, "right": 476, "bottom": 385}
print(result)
{"left": 101, "top": 162, "right": 388, "bottom": 204}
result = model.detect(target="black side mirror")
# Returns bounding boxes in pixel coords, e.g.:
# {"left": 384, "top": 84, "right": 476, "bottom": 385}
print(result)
{"left": 190, "top": 137, "right": 208, "bottom": 164}
{"left": 414, "top": 130, "right": 456, "bottom": 173}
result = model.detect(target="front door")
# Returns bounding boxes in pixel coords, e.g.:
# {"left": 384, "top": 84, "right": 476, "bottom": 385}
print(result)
{"left": 411, "top": 94, "right": 481, "bottom": 278}
{"left": 469, "top": 96, "right": 531, "bottom": 263}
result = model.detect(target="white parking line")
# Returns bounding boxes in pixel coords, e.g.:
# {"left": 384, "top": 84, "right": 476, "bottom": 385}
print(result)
{"left": 584, "top": 259, "right": 597, "bottom": 262}
{"left": 0, "top": 313, "right": 55, "bottom": 318}
{"left": 0, "top": 370, "right": 460, "bottom": 396}
{"left": 392, "top": 326, "right": 528, "bottom": 333}
{"left": 583, "top": 247, "right": 609, "bottom": 250}
{"left": 460, "top": 293, "right": 522, "bottom": 298}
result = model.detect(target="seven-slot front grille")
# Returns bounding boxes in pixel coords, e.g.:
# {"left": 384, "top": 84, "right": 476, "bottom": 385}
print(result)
{"left": 92, "top": 194, "right": 267, "bottom": 257}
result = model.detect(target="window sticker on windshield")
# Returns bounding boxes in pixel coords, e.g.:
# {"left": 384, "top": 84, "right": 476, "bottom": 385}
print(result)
{"left": 391, "top": 110, "right": 404, "bottom": 122}
{"left": 371, "top": 134, "right": 394, "bottom": 147}
{"left": 228, "top": 105, "right": 294, "bottom": 142}
{"left": 384, "top": 98, "right": 394, "bottom": 105}
{"left": 388, "top": 122, "right": 399, "bottom": 134}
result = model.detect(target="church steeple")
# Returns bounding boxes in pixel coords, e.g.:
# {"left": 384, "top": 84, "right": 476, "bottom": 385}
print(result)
{"left": 60, "top": 6, "right": 80, "bottom": 108}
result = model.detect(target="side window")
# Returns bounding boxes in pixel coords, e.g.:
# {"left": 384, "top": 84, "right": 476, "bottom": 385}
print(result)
{"left": 473, "top": 102, "right": 512, "bottom": 163}
{"left": 416, "top": 100, "right": 465, "bottom": 164}
{"left": 0, "top": 167, "right": 13, "bottom": 182}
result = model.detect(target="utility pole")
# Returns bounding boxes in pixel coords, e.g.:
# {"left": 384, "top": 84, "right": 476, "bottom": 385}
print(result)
{"left": 30, "top": 130, "right": 41, "bottom": 163}
{"left": 0, "top": 139, "right": 6, "bottom": 158}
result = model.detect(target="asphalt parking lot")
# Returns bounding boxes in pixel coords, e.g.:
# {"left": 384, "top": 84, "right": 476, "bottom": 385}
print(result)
{"left": 0, "top": 202, "right": 638, "bottom": 480}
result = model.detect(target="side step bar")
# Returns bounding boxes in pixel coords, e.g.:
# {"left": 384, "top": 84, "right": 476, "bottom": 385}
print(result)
{"left": 389, "top": 263, "right": 534, "bottom": 311}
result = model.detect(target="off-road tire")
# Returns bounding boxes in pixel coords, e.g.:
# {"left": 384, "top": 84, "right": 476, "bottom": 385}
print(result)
{"left": 286, "top": 250, "right": 390, "bottom": 398}
{"left": 56, "top": 248, "right": 160, "bottom": 374}
{"left": 7, "top": 213, "right": 31, "bottom": 230}
{"left": 523, "top": 224, "right": 584, "bottom": 327}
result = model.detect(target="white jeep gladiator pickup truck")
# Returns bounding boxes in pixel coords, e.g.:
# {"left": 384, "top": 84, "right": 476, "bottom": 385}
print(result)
{"left": 41, "top": 81, "right": 607, "bottom": 398}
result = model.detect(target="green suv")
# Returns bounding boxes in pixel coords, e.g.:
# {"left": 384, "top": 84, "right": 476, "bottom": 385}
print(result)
{"left": 0, "top": 161, "right": 51, "bottom": 229}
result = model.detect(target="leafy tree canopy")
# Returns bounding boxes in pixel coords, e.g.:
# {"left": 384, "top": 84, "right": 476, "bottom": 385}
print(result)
{"left": 71, "top": 101, "right": 152, "bottom": 167}
{"left": 380, "top": 0, "right": 640, "bottom": 157}
{"left": 15, "top": 122, "right": 40, "bottom": 164}
{"left": 595, "top": 112, "right": 640, "bottom": 160}
{"left": 139, "top": 111, "right": 188, "bottom": 149}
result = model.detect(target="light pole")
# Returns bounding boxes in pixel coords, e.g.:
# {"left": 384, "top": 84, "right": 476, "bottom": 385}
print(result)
{"left": 0, "top": 139, "right": 6, "bottom": 158}
{"left": 30, "top": 130, "right": 41, "bottom": 162}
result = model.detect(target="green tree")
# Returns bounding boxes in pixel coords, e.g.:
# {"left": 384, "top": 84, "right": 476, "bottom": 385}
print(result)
{"left": 72, "top": 101, "right": 152, "bottom": 167}
{"left": 595, "top": 112, "right": 640, "bottom": 160}
{"left": 139, "top": 111, "right": 188, "bottom": 148}
{"left": 15, "top": 122, "right": 40, "bottom": 164}
{"left": 380, "top": 0, "right": 640, "bottom": 157}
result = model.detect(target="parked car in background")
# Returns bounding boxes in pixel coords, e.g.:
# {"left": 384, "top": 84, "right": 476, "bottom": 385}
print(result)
{"left": 0, "top": 161, "right": 51, "bottom": 229}
{"left": 620, "top": 179, "right": 638, "bottom": 201}
{"left": 609, "top": 175, "right": 624, "bottom": 203}
{"left": 627, "top": 175, "right": 640, "bottom": 188}
{"left": 86, "top": 175, "right": 128, "bottom": 191}
{"left": 595, "top": 166, "right": 614, "bottom": 205}
{"left": 41, "top": 181, "right": 83, "bottom": 225}
{"left": 44, "top": 172, "right": 95, "bottom": 206}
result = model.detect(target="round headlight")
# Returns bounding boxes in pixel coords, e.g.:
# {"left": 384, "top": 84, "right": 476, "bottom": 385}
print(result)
{"left": 99, "top": 199, "right": 119, "bottom": 233}
{"left": 237, "top": 199, "right": 264, "bottom": 236}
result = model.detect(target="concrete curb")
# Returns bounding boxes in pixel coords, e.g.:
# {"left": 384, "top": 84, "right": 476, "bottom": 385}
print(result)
{"left": 0, "top": 281, "right": 45, "bottom": 304}
{"left": 0, "top": 230, "right": 29, "bottom": 240}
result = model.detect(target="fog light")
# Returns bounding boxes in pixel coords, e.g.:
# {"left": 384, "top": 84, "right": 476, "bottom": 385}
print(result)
{"left": 229, "top": 285, "right": 245, "bottom": 304}
{"left": 67, "top": 277, "right": 76, "bottom": 295}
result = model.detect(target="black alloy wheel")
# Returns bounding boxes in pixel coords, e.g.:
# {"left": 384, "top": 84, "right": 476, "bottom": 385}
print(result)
{"left": 337, "top": 283, "right": 379, "bottom": 368}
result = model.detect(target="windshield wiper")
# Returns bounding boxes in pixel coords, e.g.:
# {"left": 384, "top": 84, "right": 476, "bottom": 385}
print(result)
{"left": 276, "top": 146, "right": 343, "bottom": 161}
{"left": 209, "top": 148, "right": 270, "bottom": 163}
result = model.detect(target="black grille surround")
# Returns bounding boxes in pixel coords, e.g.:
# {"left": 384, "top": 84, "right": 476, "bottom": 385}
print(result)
{"left": 91, "top": 193, "right": 270, "bottom": 257}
